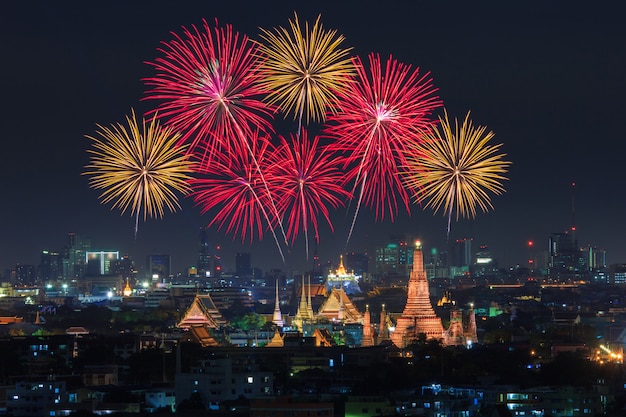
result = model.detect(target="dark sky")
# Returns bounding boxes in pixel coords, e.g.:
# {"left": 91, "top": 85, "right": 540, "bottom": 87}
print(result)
{"left": 2, "top": 1, "right": 626, "bottom": 275}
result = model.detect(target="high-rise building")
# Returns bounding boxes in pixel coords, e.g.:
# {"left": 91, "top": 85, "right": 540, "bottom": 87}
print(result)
{"left": 585, "top": 245, "right": 607, "bottom": 271}
{"left": 64, "top": 233, "right": 90, "bottom": 279}
{"left": 197, "top": 227, "right": 213, "bottom": 278}
{"left": 450, "top": 238, "right": 473, "bottom": 268}
{"left": 548, "top": 231, "right": 581, "bottom": 280}
{"left": 38, "top": 250, "right": 63, "bottom": 282}
{"left": 147, "top": 254, "right": 171, "bottom": 283}
{"left": 110, "top": 255, "right": 137, "bottom": 281}
{"left": 375, "top": 238, "right": 413, "bottom": 279}
{"left": 86, "top": 251, "right": 120, "bottom": 275}
{"left": 609, "top": 264, "right": 626, "bottom": 285}
{"left": 235, "top": 252, "right": 252, "bottom": 277}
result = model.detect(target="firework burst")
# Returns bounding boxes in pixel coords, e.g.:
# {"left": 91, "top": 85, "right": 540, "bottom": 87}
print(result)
{"left": 325, "top": 53, "right": 443, "bottom": 244}
{"left": 403, "top": 110, "right": 511, "bottom": 238}
{"left": 143, "top": 18, "right": 274, "bottom": 167}
{"left": 84, "top": 109, "right": 194, "bottom": 236}
{"left": 256, "top": 12, "right": 355, "bottom": 129}
{"left": 265, "top": 129, "right": 352, "bottom": 258}
{"left": 190, "top": 130, "right": 285, "bottom": 261}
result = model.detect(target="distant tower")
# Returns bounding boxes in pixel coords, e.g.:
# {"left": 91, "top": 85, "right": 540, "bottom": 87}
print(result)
{"left": 571, "top": 182, "right": 576, "bottom": 241}
{"left": 361, "top": 305, "right": 375, "bottom": 347}
{"left": 391, "top": 241, "right": 444, "bottom": 348}
{"left": 306, "top": 276, "right": 314, "bottom": 319}
{"left": 293, "top": 276, "right": 314, "bottom": 331}
{"left": 378, "top": 304, "right": 389, "bottom": 342}
{"left": 466, "top": 303, "right": 477, "bottom": 344}
{"left": 446, "top": 308, "right": 464, "bottom": 346}
{"left": 146, "top": 254, "right": 170, "bottom": 283}
{"left": 197, "top": 227, "right": 212, "bottom": 278}
{"left": 235, "top": 252, "right": 252, "bottom": 277}
{"left": 272, "top": 279, "right": 283, "bottom": 327}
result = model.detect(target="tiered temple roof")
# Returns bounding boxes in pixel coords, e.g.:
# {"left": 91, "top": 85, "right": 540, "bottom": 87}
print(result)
{"left": 177, "top": 293, "right": 228, "bottom": 329}
{"left": 317, "top": 288, "right": 363, "bottom": 324}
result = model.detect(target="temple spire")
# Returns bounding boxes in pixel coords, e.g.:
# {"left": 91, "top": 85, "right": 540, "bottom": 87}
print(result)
{"left": 272, "top": 278, "right": 283, "bottom": 327}
{"left": 391, "top": 240, "right": 444, "bottom": 348}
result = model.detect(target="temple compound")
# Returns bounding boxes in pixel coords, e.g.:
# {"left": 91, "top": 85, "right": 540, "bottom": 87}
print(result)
{"left": 325, "top": 255, "right": 361, "bottom": 294}
{"left": 390, "top": 241, "right": 477, "bottom": 348}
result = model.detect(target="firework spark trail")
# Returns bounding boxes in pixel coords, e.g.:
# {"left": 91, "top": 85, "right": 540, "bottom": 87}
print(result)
{"left": 325, "top": 53, "right": 442, "bottom": 246}
{"left": 265, "top": 129, "right": 351, "bottom": 259}
{"left": 84, "top": 109, "right": 194, "bottom": 237}
{"left": 190, "top": 132, "right": 286, "bottom": 261}
{"left": 403, "top": 110, "right": 511, "bottom": 239}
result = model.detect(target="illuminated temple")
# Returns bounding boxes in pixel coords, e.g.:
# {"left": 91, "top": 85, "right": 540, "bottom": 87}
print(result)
{"left": 391, "top": 241, "right": 444, "bottom": 347}
{"left": 325, "top": 255, "right": 361, "bottom": 294}
{"left": 390, "top": 241, "right": 477, "bottom": 348}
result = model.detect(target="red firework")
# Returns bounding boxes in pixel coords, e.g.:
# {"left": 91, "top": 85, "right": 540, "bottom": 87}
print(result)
{"left": 324, "top": 53, "right": 443, "bottom": 241}
{"left": 143, "top": 19, "right": 274, "bottom": 167}
{"left": 265, "top": 129, "right": 352, "bottom": 258}
{"left": 190, "top": 130, "right": 284, "bottom": 261}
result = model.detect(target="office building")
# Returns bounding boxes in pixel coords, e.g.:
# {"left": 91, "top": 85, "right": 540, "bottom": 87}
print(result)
{"left": 86, "top": 251, "right": 119, "bottom": 276}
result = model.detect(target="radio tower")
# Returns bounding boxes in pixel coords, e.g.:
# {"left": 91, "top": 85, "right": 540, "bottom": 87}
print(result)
{"left": 571, "top": 182, "right": 576, "bottom": 243}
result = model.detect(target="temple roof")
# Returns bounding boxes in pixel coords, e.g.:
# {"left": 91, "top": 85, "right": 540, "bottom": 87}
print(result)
{"left": 177, "top": 294, "right": 227, "bottom": 329}
{"left": 317, "top": 288, "right": 363, "bottom": 324}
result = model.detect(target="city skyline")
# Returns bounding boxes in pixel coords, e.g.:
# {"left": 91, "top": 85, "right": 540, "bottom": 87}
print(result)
{"left": 2, "top": 1, "right": 625, "bottom": 274}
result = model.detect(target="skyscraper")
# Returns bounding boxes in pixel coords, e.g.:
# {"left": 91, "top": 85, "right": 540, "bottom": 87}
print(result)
{"left": 375, "top": 238, "right": 413, "bottom": 280}
{"left": 450, "top": 237, "right": 473, "bottom": 268}
{"left": 235, "top": 252, "right": 252, "bottom": 277}
{"left": 548, "top": 231, "right": 581, "bottom": 280}
{"left": 38, "top": 250, "right": 63, "bottom": 282}
{"left": 64, "top": 233, "right": 90, "bottom": 279}
{"left": 86, "top": 251, "right": 120, "bottom": 275}
{"left": 147, "top": 254, "right": 171, "bottom": 283}
{"left": 197, "top": 227, "right": 213, "bottom": 278}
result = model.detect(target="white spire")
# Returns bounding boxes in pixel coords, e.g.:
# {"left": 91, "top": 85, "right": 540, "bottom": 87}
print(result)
{"left": 272, "top": 278, "right": 283, "bottom": 327}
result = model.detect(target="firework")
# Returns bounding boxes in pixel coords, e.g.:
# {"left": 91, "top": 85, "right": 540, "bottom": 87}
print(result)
{"left": 84, "top": 109, "right": 194, "bottom": 236}
{"left": 190, "top": 130, "right": 285, "bottom": 261}
{"left": 325, "top": 53, "right": 442, "bottom": 243}
{"left": 256, "top": 12, "right": 355, "bottom": 128}
{"left": 143, "top": 18, "right": 274, "bottom": 167}
{"left": 265, "top": 129, "right": 352, "bottom": 258}
{"left": 403, "top": 110, "right": 511, "bottom": 237}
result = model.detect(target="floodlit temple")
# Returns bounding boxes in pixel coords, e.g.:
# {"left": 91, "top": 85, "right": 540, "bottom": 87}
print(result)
{"left": 291, "top": 270, "right": 364, "bottom": 333}
{"left": 317, "top": 287, "right": 364, "bottom": 324}
{"left": 390, "top": 241, "right": 477, "bottom": 348}
{"left": 325, "top": 255, "right": 361, "bottom": 294}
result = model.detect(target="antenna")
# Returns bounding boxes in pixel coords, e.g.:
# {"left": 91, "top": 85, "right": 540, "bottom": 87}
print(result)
{"left": 571, "top": 181, "right": 576, "bottom": 242}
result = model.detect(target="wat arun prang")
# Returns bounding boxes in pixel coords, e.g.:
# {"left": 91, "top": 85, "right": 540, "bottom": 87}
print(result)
{"left": 390, "top": 241, "right": 477, "bottom": 348}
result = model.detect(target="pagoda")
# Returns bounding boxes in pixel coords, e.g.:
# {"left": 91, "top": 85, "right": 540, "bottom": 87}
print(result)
{"left": 391, "top": 241, "right": 444, "bottom": 348}
{"left": 360, "top": 305, "right": 375, "bottom": 347}
{"left": 292, "top": 276, "right": 315, "bottom": 331}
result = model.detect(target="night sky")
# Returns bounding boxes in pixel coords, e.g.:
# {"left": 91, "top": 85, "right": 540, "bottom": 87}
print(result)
{"left": 2, "top": 1, "right": 626, "bottom": 275}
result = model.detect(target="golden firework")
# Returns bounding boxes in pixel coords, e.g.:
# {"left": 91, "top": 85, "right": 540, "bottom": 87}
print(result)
{"left": 84, "top": 109, "right": 194, "bottom": 234}
{"left": 404, "top": 110, "right": 511, "bottom": 234}
{"left": 256, "top": 12, "right": 355, "bottom": 124}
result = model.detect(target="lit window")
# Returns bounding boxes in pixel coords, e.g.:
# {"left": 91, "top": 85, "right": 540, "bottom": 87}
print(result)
{"left": 247, "top": 376, "right": 253, "bottom": 384}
